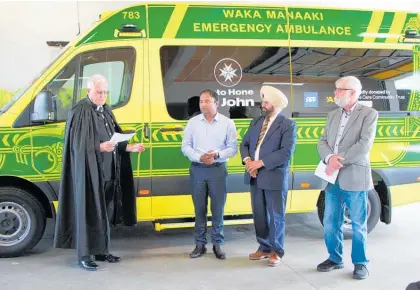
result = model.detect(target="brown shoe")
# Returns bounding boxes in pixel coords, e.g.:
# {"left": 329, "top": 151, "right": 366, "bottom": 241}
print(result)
{"left": 268, "top": 252, "right": 281, "bottom": 267}
{"left": 249, "top": 250, "right": 270, "bottom": 260}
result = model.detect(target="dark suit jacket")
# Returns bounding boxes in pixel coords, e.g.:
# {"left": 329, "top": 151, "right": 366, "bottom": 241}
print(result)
{"left": 240, "top": 113, "right": 297, "bottom": 191}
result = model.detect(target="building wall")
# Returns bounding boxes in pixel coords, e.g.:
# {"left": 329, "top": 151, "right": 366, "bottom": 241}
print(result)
{"left": 0, "top": 1, "right": 132, "bottom": 97}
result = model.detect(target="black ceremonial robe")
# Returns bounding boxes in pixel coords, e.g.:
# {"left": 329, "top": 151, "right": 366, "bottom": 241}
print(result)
{"left": 53, "top": 98, "right": 137, "bottom": 258}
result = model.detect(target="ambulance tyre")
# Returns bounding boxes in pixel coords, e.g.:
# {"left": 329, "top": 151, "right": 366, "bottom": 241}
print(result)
{"left": 0, "top": 187, "right": 46, "bottom": 258}
{"left": 317, "top": 189, "right": 381, "bottom": 238}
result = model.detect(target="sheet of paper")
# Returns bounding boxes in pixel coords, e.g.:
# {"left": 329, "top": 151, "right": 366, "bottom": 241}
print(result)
{"left": 314, "top": 160, "right": 339, "bottom": 184}
{"left": 196, "top": 148, "right": 220, "bottom": 154}
{"left": 110, "top": 132, "right": 135, "bottom": 144}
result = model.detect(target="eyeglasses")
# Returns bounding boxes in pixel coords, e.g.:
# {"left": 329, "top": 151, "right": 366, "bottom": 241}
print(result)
{"left": 335, "top": 88, "right": 353, "bottom": 92}
{"left": 95, "top": 90, "right": 109, "bottom": 95}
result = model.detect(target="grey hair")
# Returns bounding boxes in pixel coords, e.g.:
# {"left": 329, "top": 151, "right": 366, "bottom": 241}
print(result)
{"left": 200, "top": 89, "right": 219, "bottom": 102}
{"left": 336, "top": 76, "right": 362, "bottom": 99}
{"left": 87, "top": 74, "right": 108, "bottom": 90}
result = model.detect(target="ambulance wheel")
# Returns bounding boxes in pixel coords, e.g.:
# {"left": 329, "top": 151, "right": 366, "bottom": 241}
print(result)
{"left": 0, "top": 187, "right": 46, "bottom": 258}
{"left": 317, "top": 189, "right": 381, "bottom": 238}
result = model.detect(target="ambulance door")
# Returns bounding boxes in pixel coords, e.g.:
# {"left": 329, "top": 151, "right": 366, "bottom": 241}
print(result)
{"left": 27, "top": 41, "right": 151, "bottom": 220}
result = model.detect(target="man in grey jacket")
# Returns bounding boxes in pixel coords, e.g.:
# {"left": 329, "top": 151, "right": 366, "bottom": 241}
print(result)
{"left": 316, "top": 76, "right": 378, "bottom": 280}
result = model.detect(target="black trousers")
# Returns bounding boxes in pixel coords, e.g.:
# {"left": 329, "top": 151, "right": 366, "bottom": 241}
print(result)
{"left": 104, "top": 180, "right": 116, "bottom": 223}
{"left": 80, "top": 180, "right": 115, "bottom": 261}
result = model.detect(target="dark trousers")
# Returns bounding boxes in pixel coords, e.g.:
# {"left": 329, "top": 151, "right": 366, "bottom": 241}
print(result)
{"left": 190, "top": 163, "right": 227, "bottom": 246}
{"left": 79, "top": 180, "right": 114, "bottom": 261}
{"left": 104, "top": 180, "right": 116, "bottom": 223}
{"left": 250, "top": 180, "right": 287, "bottom": 257}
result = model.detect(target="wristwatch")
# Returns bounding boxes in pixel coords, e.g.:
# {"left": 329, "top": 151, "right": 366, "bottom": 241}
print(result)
{"left": 215, "top": 152, "right": 220, "bottom": 160}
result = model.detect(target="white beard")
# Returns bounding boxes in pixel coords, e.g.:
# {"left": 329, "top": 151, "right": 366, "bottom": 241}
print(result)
{"left": 335, "top": 96, "right": 348, "bottom": 108}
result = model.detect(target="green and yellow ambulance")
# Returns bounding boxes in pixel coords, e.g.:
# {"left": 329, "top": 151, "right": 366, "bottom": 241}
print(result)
{"left": 1, "top": 3, "right": 420, "bottom": 257}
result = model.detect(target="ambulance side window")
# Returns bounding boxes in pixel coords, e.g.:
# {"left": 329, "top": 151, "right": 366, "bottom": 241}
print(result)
{"left": 31, "top": 58, "right": 78, "bottom": 123}
{"left": 159, "top": 45, "right": 294, "bottom": 120}
{"left": 291, "top": 47, "right": 416, "bottom": 113}
{"left": 78, "top": 48, "right": 136, "bottom": 108}
{"left": 28, "top": 47, "right": 136, "bottom": 126}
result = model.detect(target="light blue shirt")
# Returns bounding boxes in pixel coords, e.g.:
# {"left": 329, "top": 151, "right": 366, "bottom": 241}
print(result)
{"left": 181, "top": 113, "right": 238, "bottom": 163}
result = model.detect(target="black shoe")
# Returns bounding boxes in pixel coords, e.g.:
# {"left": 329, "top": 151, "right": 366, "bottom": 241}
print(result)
{"left": 212, "top": 245, "right": 226, "bottom": 260}
{"left": 79, "top": 260, "right": 99, "bottom": 271}
{"left": 317, "top": 259, "right": 344, "bottom": 272}
{"left": 353, "top": 264, "right": 369, "bottom": 280}
{"left": 406, "top": 281, "right": 420, "bottom": 290}
{"left": 190, "top": 245, "right": 206, "bottom": 258}
{"left": 94, "top": 254, "right": 121, "bottom": 263}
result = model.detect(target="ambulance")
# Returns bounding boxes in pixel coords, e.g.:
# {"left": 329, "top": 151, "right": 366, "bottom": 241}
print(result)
{"left": 0, "top": 3, "right": 419, "bottom": 257}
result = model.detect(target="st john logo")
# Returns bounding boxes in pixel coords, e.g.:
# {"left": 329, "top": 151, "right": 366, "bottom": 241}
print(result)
{"left": 214, "top": 58, "right": 242, "bottom": 88}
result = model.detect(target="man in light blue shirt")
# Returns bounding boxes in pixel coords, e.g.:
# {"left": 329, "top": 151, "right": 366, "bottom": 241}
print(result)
{"left": 181, "top": 89, "right": 238, "bottom": 260}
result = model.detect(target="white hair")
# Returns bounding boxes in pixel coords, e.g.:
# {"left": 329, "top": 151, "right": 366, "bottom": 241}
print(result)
{"left": 87, "top": 74, "right": 108, "bottom": 90}
{"left": 336, "top": 76, "right": 362, "bottom": 99}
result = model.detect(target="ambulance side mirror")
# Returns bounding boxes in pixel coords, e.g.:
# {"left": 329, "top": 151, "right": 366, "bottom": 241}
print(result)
{"left": 31, "top": 91, "right": 57, "bottom": 123}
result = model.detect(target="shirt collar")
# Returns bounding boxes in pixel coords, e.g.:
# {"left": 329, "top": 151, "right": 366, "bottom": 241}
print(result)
{"left": 343, "top": 101, "right": 358, "bottom": 116}
{"left": 86, "top": 95, "right": 106, "bottom": 112}
{"left": 200, "top": 112, "right": 219, "bottom": 123}
{"left": 267, "top": 110, "right": 281, "bottom": 122}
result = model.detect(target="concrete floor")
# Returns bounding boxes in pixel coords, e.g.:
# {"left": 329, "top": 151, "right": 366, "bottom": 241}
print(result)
{"left": 1, "top": 203, "right": 420, "bottom": 290}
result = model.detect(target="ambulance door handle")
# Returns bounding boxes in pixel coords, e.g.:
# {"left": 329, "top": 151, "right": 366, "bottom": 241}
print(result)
{"left": 159, "top": 127, "right": 184, "bottom": 132}
{"left": 143, "top": 123, "right": 150, "bottom": 139}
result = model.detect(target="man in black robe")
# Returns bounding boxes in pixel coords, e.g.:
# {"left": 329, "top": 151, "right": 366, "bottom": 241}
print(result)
{"left": 53, "top": 74, "right": 145, "bottom": 271}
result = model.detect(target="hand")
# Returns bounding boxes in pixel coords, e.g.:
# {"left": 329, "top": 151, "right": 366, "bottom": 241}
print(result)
{"left": 100, "top": 141, "right": 115, "bottom": 152}
{"left": 244, "top": 159, "right": 258, "bottom": 178}
{"left": 328, "top": 155, "right": 344, "bottom": 171}
{"left": 126, "top": 143, "right": 145, "bottom": 152}
{"left": 200, "top": 154, "right": 214, "bottom": 165}
{"left": 249, "top": 168, "right": 258, "bottom": 178}
{"left": 325, "top": 164, "right": 336, "bottom": 176}
{"left": 206, "top": 150, "right": 218, "bottom": 159}
{"left": 246, "top": 160, "right": 264, "bottom": 174}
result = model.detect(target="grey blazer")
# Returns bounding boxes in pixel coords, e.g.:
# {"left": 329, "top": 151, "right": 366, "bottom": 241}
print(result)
{"left": 317, "top": 103, "right": 378, "bottom": 192}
